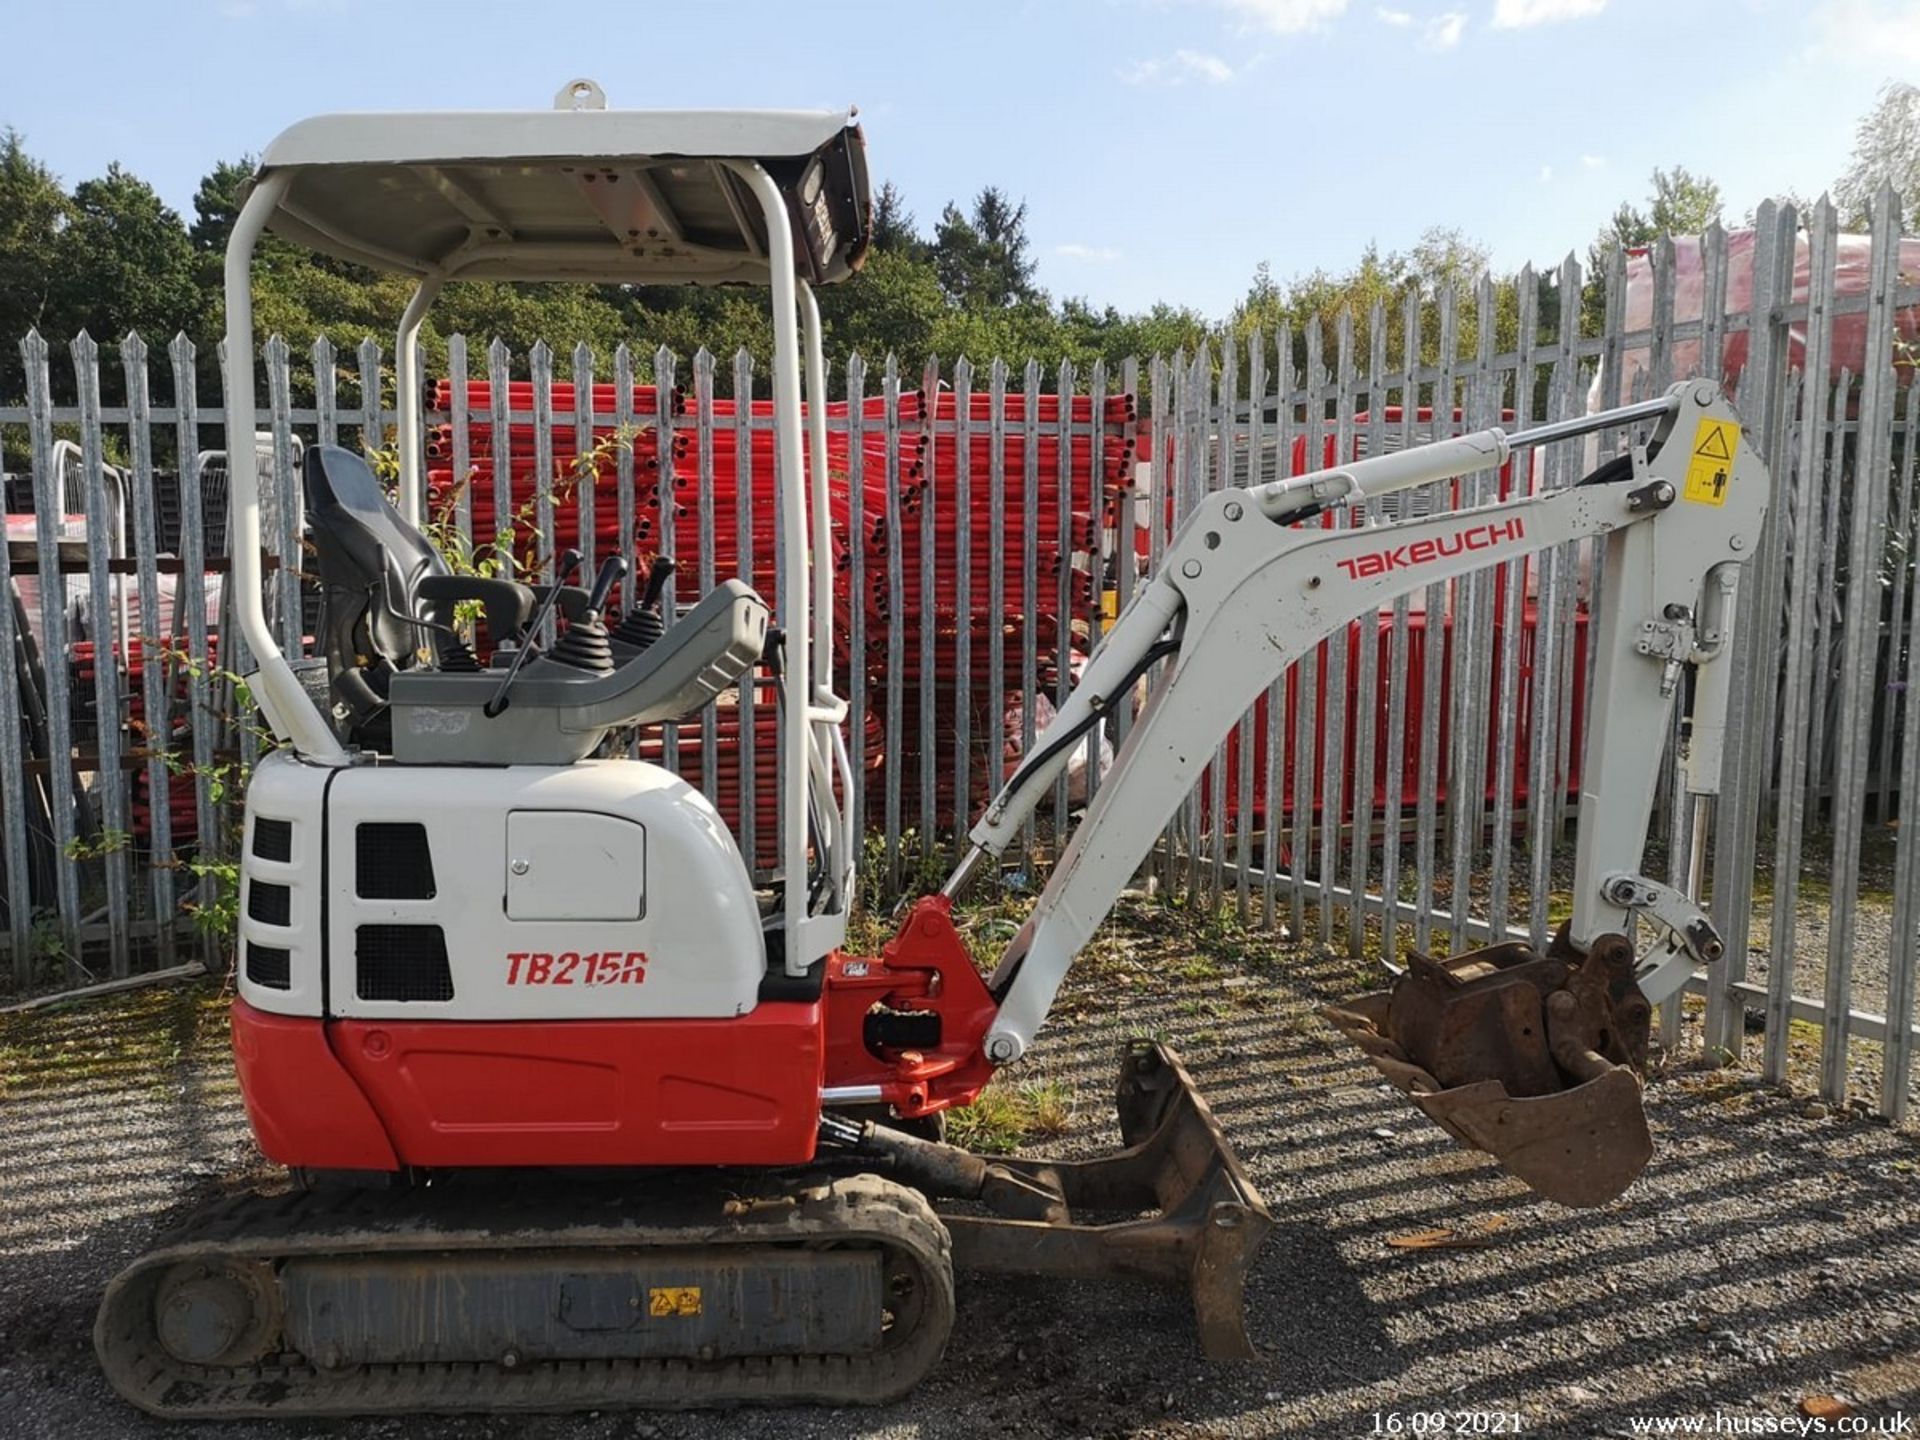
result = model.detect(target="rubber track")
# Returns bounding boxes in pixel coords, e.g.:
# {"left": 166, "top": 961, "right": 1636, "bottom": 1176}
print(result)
{"left": 95, "top": 1172, "right": 954, "bottom": 1418}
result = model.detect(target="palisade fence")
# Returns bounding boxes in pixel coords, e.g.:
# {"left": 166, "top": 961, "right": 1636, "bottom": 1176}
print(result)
{"left": 0, "top": 190, "right": 1917, "bottom": 1118}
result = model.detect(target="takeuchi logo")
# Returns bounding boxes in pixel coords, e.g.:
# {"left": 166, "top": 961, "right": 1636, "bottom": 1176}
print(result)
{"left": 1334, "top": 516, "right": 1526, "bottom": 580}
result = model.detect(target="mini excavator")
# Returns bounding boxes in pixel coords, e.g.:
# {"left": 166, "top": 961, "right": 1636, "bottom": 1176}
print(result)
{"left": 95, "top": 83, "right": 1772, "bottom": 1417}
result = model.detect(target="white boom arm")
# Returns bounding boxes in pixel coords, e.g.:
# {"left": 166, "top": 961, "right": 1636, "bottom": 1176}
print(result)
{"left": 951, "top": 380, "right": 1769, "bottom": 1065}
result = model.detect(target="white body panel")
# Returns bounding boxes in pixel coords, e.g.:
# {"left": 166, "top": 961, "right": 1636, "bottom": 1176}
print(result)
{"left": 237, "top": 751, "right": 767, "bottom": 1023}
{"left": 236, "top": 750, "right": 333, "bottom": 1018}
{"left": 329, "top": 761, "right": 763, "bottom": 1022}
{"left": 505, "top": 811, "right": 645, "bottom": 921}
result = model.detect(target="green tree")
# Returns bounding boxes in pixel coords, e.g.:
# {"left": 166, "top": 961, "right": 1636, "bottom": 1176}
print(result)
{"left": 0, "top": 129, "right": 69, "bottom": 400}
{"left": 50, "top": 164, "right": 199, "bottom": 347}
{"left": 1058, "top": 297, "right": 1210, "bottom": 370}
{"left": 817, "top": 247, "right": 946, "bottom": 364}
{"left": 868, "top": 181, "right": 930, "bottom": 262}
{"left": 1226, "top": 228, "right": 1499, "bottom": 379}
{"left": 1227, "top": 261, "right": 1286, "bottom": 342}
{"left": 189, "top": 157, "right": 257, "bottom": 255}
{"left": 627, "top": 287, "right": 770, "bottom": 375}
{"left": 928, "top": 298, "right": 1064, "bottom": 368}
{"left": 934, "top": 187, "right": 1038, "bottom": 310}
{"left": 1591, "top": 166, "right": 1725, "bottom": 262}
{"left": 1647, "top": 165, "right": 1724, "bottom": 235}
{"left": 1835, "top": 80, "right": 1920, "bottom": 228}
{"left": 1406, "top": 228, "right": 1493, "bottom": 301}
{"left": 1584, "top": 166, "right": 1723, "bottom": 332}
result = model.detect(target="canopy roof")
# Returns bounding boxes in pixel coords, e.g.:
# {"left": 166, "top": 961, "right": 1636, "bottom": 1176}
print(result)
{"left": 254, "top": 89, "right": 870, "bottom": 287}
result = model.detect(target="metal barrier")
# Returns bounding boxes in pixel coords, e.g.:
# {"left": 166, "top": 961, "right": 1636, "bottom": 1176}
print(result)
{"left": 0, "top": 190, "right": 1914, "bottom": 1120}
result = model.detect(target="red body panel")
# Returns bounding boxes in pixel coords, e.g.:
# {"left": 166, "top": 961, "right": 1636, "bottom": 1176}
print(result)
{"left": 327, "top": 1001, "right": 825, "bottom": 1168}
{"left": 231, "top": 999, "right": 399, "bottom": 1171}
{"left": 234, "top": 903, "right": 1000, "bottom": 1173}
{"left": 820, "top": 898, "right": 996, "bottom": 1116}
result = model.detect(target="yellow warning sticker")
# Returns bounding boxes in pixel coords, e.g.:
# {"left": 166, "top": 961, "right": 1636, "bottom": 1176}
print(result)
{"left": 648, "top": 1286, "right": 703, "bottom": 1318}
{"left": 1684, "top": 418, "right": 1739, "bottom": 506}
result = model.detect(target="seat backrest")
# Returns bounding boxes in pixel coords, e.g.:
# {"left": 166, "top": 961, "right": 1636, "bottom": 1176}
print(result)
{"left": 304, "top": 445, "right": 454, "bottom": 737}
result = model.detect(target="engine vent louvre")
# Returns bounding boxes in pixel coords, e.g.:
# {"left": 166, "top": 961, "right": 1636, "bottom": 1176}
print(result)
{"left": 356, "top": 823, "right": 437, "bottom": 900}
{"left": 246, "top": 943, "right": 291, "bottom": 990}
{"left": 248, "top": 881, "right": 291, "bottom": 927}
{"left": 356, "top": 925, "right": 454, "bottom": 1002}
{"left": 251, "top": 817, "right": 293, "bottom": 864}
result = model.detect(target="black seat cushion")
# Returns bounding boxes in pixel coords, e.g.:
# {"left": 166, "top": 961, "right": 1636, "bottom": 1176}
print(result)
{"left": 304, "top": 446, "right": 457, "bottom": 741}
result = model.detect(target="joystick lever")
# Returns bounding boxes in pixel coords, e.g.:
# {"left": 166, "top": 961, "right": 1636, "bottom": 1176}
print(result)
{"left": 583, "top": 554, "right": 628, "bottom": 620}
{"left": 483, "top": 549, "right": 582, "bottom": 717}
{"left": 614, "top": 556, "right": 677, "bottom": 652}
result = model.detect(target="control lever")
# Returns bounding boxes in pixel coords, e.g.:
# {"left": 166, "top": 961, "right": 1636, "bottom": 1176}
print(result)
{"left": 547, "top": 555, "right": 628, "bottom": 674}
{"left": 583, "top": 554, "right": 628, "bottom": 620}
{"left": 613, "top": 555, "right": 677, "bottom": 651}
{"left": 483, "top": 549, "right": 582, "bottom": 718}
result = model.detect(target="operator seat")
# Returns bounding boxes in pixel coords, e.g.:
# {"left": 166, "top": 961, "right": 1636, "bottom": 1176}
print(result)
{"left": 305, "top": 444, "right": 768, "bottom": 767}
{"left": 304, "top": 445, "right": 533, "bottom": 747}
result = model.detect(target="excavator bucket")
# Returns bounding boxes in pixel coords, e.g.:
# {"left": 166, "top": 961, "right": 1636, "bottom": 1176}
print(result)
{"left": 1322, "top": 932, "right": 1655, "bottom": 1208}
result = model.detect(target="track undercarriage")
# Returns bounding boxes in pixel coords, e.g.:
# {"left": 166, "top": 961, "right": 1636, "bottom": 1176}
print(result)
{"left": 96, "top": 1042, "right": 1268, "bottom": 1418}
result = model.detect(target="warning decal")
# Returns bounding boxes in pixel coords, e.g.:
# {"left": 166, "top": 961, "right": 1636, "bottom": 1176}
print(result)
{"left": 648, "top": 1286, "right": 703, "bottom": 1318}
{"left": 1684, "top": 418, "right": 1738, "bottom": 506}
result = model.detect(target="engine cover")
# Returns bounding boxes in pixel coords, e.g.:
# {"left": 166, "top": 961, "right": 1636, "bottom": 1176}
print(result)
{"left": 236, "top": 750, "right": 766, "bottom": 1023}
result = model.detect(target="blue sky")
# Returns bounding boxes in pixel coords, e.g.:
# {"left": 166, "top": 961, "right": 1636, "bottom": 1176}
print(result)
{"left": 4, "top": 0, "right": 1913, "bottom": 318}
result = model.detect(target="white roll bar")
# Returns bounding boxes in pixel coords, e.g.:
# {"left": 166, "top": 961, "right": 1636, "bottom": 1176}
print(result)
{"left": 395, "top": 276, "right": 445, "bottom": 529}
{"left": 224, "top": 172, "right": 350, "bottom": 764}
{"left": 724, "top": 161, "right": 814, "bottom": 971}
{"left": 798, "top": 281, "right": 835, "bottom": 691}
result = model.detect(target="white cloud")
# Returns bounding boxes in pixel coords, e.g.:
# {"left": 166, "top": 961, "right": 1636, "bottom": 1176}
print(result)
{"left": 1538, "top": 164, "right": 1555, "bottom": 183}
{"left": 1119, "top": 48, "right": 1238, "bottom": 85}
{"left": 1423, "top": 10, "right": 1467, "bottom": 46}
{"left": 1374, "top": 6, "right": 1464, "bottom": 47}
{"left": 1214, "top": 0, "right": 1350, "bottom": 35}
{"left": 1581, "top": 153, "right": 1607, "bottom": 169}
{"left": 1808, "top": 0, "right": 1920, "bottom": 64}
{"left": 1491, "top": 0, "right": 1606, "bottom": 28}
{"left": 1055, "top": 243, "right": 1124, "bottom": 262}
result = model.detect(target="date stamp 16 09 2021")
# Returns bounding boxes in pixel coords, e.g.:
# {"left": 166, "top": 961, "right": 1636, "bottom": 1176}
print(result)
{"left": 1371, "top": 1414, "right": 1524, "bottom": 1435}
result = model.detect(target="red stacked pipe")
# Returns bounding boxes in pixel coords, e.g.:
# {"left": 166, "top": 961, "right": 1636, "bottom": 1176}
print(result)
{"left": 854, "top": 390, "right": 1133, "bottom": 816}
{"left": 1148, "top": 406, "right": 1593, "bottom": 831}
{"left": 434, "top": 379, "right": 1140, "bottom": 832}
{"left": 1208, "top": 605, "right": 1593, "bottom": 833}
{"left": 72, "top": 636, "right": 221, "bottom": 846}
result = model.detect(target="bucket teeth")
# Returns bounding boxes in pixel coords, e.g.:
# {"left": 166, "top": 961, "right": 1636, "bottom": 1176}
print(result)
{"left": 1324, "top": 932, "right": 1655, "bottom": 1208}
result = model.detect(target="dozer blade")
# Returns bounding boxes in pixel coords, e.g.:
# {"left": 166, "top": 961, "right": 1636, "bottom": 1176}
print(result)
{"left": 1323, "top": 932, "right": 1655, "bottom": 1208}
{"left": 859, "top": 1041, "right": 1273, "bottom": 1359}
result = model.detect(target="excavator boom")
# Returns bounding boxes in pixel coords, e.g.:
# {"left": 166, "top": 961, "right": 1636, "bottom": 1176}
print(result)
{"left": 951, "top": 379, "right": 1770, "bottom": 1205}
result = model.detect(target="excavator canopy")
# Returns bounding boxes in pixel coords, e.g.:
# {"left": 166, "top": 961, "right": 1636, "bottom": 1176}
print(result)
{"left": 253, "top": 87, "right": 871, "bottom": 286}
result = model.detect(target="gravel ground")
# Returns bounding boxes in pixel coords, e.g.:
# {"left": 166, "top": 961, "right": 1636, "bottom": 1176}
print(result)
{"left": 1735, "top": 823, "right": 1913, "bottom": 1035}
{"left": 1744, "top": 891, "right": 1909, "bottom": 1028}
{"left": 3, "top": 908, "right": 1919, "bottom": 1440}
